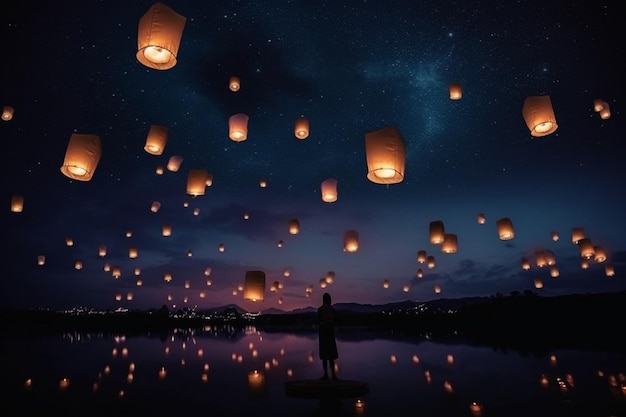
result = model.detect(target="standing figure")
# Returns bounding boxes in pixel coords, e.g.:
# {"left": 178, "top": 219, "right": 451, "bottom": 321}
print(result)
{"left": 318, "top": 292, "right": 339, "bottom": 380}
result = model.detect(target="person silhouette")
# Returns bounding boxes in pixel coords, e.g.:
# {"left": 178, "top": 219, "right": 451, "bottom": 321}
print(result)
{"left": 317, "top": 292, "right": 339, "bottom": 381}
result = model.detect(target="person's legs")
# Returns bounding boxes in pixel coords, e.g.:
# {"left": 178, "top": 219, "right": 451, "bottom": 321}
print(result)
{"left": 321, "top": 359, "right": 329, "bottom": 379}
{"left": 330, "top": 360, "right": 338, "bottom": 380}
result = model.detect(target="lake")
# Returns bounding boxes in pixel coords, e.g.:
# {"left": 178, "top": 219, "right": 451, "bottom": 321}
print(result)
{"left": 3, "top": 325, "right": 625, "bottom": 416}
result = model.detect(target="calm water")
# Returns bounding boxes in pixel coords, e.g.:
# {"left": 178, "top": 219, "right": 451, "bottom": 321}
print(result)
{"left": 2, "top": 325, "right": 626, "bottom": 417}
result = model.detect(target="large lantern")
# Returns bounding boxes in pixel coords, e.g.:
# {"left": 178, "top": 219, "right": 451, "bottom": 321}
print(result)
{"left": 496, "top": 217, "right": 515, "bottom": 240}
{"left": 186, "top": 168, "right": 208, "bottom": 196}
{"left": 229, "top": 113, "right": 249, "bottom": 142}
{"left": 577, "top": 238, "right": 595, "bottom": 259}
{"left": 429, "top": 221, "right": 445, "bottom": 245}
{"left": 321, "top": 178, "right": 338, "bottom": 202}
{"left": 136, "top": 3, "right": 186, "bottom": 70}
{"left": 571, "top": 227, "right": 585, "bottom": 244}
{"left": 244, "top": 270, "right": 266, "bottom": 301}
{"left": 522, "top": 95, "right": 558, "bottom": 137}
{"left": 60, "top": 133, "right": 102, "bottom": 181}
{"left": 10, "top": 195, "right": 24, "bottom": 212}
{"left": 343, "top": 230, "right": 359, "bottom": 253}
{"left": 441, "top": 233, "right": 458, "bottom": 254}
{"left": 294, "top": 116, "right": 310, "bottom": 139}
{"left": 449, "top": 82, "right": 462, "bottom": 100}
{"left": 144, "top": 125, "right": 168, "bottom": 155}
{"left": 2, "top": 106, "right": 14, "bottom": 121}
{"left": 364, "top": 126, "right": 406, "bottom": 184}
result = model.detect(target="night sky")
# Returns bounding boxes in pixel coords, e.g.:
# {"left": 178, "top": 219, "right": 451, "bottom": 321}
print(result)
{"left": 2, "top": 1, "right": 625, "bottom": 312}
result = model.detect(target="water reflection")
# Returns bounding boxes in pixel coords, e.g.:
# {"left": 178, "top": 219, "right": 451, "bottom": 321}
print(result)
{"left": 3, "top": 325, "right": 626, "bottom": 416}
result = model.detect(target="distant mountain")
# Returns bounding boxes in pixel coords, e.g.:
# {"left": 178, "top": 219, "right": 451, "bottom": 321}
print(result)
{"left": 199, "top": 303, "right": 248, "bottom": 315}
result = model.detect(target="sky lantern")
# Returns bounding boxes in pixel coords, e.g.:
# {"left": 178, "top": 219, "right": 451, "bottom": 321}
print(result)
{"left": 551, "top": 231, "right": 559, "bottom": 242}
{"left": 578, "top": 238, "right": 595, "bottom": 259}
{"left": 594, "top": 246, "right": 607, "bottom": 263}
{"left": 150, "top": 201, "right": 161, "bottom": 212}
{"left": 321, "top": 178, "right": 338, "bottom": 202}
{"left": 259, "top": 178, "right": 267, "bottom": 187}
{"left": 427, "top": 255, "right": 436, "bottom": 269}
{"left": 383, "top": 279, "right": 390, "bottom": 289}
{"left": 326, "top": 271, "right": 335, "bottom": 284}
{"left": 144, "top": 125, "right": 167, "bottom": 155}
{"left": 571, "top": 227, "right": 585, "bottom": 244}
{"left": 434, "top": 284, "right": 442, "bottom": 294}
{"left": 449, "top": 82, "right": 462, "bottom": 100}
{"left": 593, "top": 98, "right": 604, "bottom": 112}
{"left": 128, "top": 247, "right": 138, "bottom": 259}
{"left": 167, "top": 155, "right": 183, "bottom": 172}
{"left": 218, "top": 243, "right": 225, "bottom": 252}
{"left": 125, "top": 230, "right": 133, "bottom": 238}
{"left": 74, "top": 260, "right": 83, "bottom": 270}
{"left": 103, "top": 263, "right": 110, "bottom": 272}
{"left": 605, "top": 264, "right": 615, "bottom": 277}
{"left": 186, "top": 168, "right": 208, "bottom": 196}
{"left": 205, "top": 173, "right": 213, "bottom": 186}
{"left": 288, "top": 218, "right": 300, "bottom": 235}
{"left": 204, "top": 267, "right": 212, "bottom": 276}
{"left": 581, "top": 259, "right": 589, "bottom": 269}
{"left": 522, "top": 95, "right": 558, "bottom": 137}
{"left": 441, "top": 233, "right": 458, "bottom": 253}
{"left": 476, "top": 213, "right": 486, "bottom": 224}
{"left": 417, "top": 250, "right": 427, "bottom": 263}
{"left": 343, "top": 230, "right": 359, "bottom": 252}
{"left": 98, "top": 245, "right": 107, "bottom": 257}
{"left": 155, "top": 165, "right": 164, "bottom": 175}
{"left": 229, "top": 76, "right": 241, "bottom": 92}
{"left": 112, "top": 266, "right": 121, "bottom": 279}
{"left": 37, "top": 255, "right": 45, "bottom": 266}
{"left": 136, "top": 2, "right": 186, "bottom": 70}
{"left": 164, "top": 272, "right": 172, "bottom": 282}
{"left": 2, "top": 105, "right": 14, "bottom": 121}
{"left": 229, "top": 113, "right": 249, "bottom": 142}
{"left": 319, "top": 278, "right": 328, "bottom": 288}
{"left": 535, "top": 250, "right": 547, "bottom": 268}
{"left": 10, "top": 195, "right": 24, "bottom": 212}
{"left": 550, "top": 266, "right": 560, "bottom": 278}
{"left": 599, "top": 102, "right": 611, "bottom": 119}
{"left": 496, "top": 217, "right": 515, "bottom": 240}
{"left": 162, "top": 223, "right": 173, "bottom": 237}
{"left": 294, "top": 116, "right": 309, "bottom": 139}
{"left": 65, "top": 237, "right": 74, "bottom": 246}
{"left": 544, "top": 250, "right": 556, "bottom": 265}
{"left": 60, "top": 133, "right": 102, "bottom": 181}
{"left": 244, "top": 270, "right": 266, "bottom": 301}
{"left": 521, "top": 257, "right": 530, "bottom": 270}
{"left": 365, "top": 126, "right": 406, "bottom": 184}
{"left": 429, "top": 220, "right": 445, "bottom": 245}
{"left": 134, "top": 267, "right": 141, "bottom": 276}
{"left": 534, "top": 278, "right": 544, "bottom": 289}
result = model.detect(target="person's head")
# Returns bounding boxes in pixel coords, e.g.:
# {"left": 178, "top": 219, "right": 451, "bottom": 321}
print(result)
{"left": 322, "top": 292, "right": 331, "bottom": 305}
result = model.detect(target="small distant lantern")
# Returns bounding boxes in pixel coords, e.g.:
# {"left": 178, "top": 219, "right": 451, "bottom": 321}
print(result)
{"left": 441, "top": 233, "right": 458, "bottom": 254}
{"left": 403, "top": 284, "right": 410, "bottom": 293}
{"left": 571, "top": 227, "right": 585, "bottom": 244}
{"left": 605, "top": 264, "right": 615, "bottom": 277}
{"left": 535, "top": 250, "right": 547, "bottom": 268}
{"left": 550, "top": 266, "right": 560, "bottom": 278}
{"left": 182, "top": 200, "right": 189, "bottom": 208}
{"left": 59, "top": 378, "right": 70, "bottom": 390}
{"left": 243, "top": 212, "right": 250, "bottom": 220}
{"left": 10, "top": 195, "right": 24, "bottom": 212}
{"left": 60, "top": 133, "right": 102, "bottom": 181}
{"left": 205, "top": 173, "right": 213, "bottom": 186}
{"left": 125, "top": 230, "right": 133, "bottom": 238}
{"left": 244, "top": 270, "right": 266, "bottom": 301}
{"left": 156, "top": 165, "right": 164, "bottom": 175}
{"left": 193, "top": 207, "right": 200, "bottom": 216}
{"left": 136, "top": 278, "right": 143, "bottom": 286}
{"left": 343, "top": 230, "right": 359, "bottom": 253}
{"left": 365, "top": 126, "right": 406, "bottom": 184}
{"left": 259, "top": 178, "right": 267, "bottom": 188}
{"left": 187, "top": 249, "right": 192, "bottom": 257}
{"left": 98, "top": 245, "right": 107, "bottom": 257}
{"left": 593, "top": 99, "right": 605, "bottom": 112}
{"left": 544, "top": 250, "right": 556, "bottom": 265}
{"left": 164, "top": 272, "right": 172, "bottom": 282}
{"left": 434, "top": 284, "right": 442, "bottom": 294}
{"left": 229, "top": 76, "right": 241, "bottom": 92}
{"left": 326, "top": 271, "right": 335, "bottom": 284}
{"left": 469, "top": 402, "right": 484, "bottom": 417}
{"left": 218, "top": 243, "right": 225, "bottom": 252}
{"left": 427, "top": 255, "right": 436, "bottom": 269}
{"left": 167, "top": 155, "right": 183, "bottom": 172}
{"left": 578, "top": 238, "right": 595, "bottom": 259}
{"left": 162, "top": 224, "right": 172, "bottom": 236}
{"left": 184, "top": 280, "right": 191, "bottom": 289}
{"left": 288, "top": 218, "right": 300, "bottom": 235}
{"left": 449, "top": 82, "right": 462, "bottom": 100}
{"left": 128, "top": 247, "right": 138, "bottom": 259}
{"left": 204, "top": 267, "right": 212, "bottom": 276}
{"left": 319, "top": 278, "right": 328, "bottom": 289}
{"left": 477, "top": 213, "right": 486, "bottom": 224}
{"left": 126, "top": 292, "right": 134, "bottom": 301}
{"left": 1, "top": 105, "right": 14, "bottom": 121}
{"left": 74, "top": 260, "right": 83, "bottom": 270}
{"left": 151, "top": 201, "right": 161, "bottom": 212}
{"left": 37, "top": 255, "right": 45, "bottom": 266}
{"left": 103, "top": 263, "right": 111, "bottom": 272}
{"left": 283, "top": 268, "right": 291, "bottom": 277}
{"left": 294, "top": 116, "right": 309, "bottom": 139}
{"left": 277, "top": 240, "right": 283, "bottom": 248}
{"left": 65, "top": 237, "right": 74, "bottom": 246}
{"left": 134, "top": 267, "right": 141, "bottom": 276}
{"left": 551, "top": 231, "right": 559, "bottom": 242}
{"left": 112, "top": 266, "right": 122, "bottom": 279}
{"left": 599, "top": 102, "right": 611, "bottom": 120}
{"left": 429, "top": 220, "right": 445, "bottom": 245}
{"left": 417, "top": 250, "right": 427, "bottom": 263}
{"left": 229, "top": 113, "right": 249, "bottom": 142}
{"left": 521, "top": 257, "right": 531, "bottom": 270}
{"left": 522, "top": 95, "right": 558, "bottom": 137}
{"left": 581, "top": 259, "right": 590, "bottom": 269}
{"left": 136, "top": 2, "right": 186, "bottom": 70}
{"left": 534, "top": 277, "right": 544, "bottom": 289}
{"left": 186, "top": 168, "right": 208, "bottom": 196}
{"left": 496, "top": 217, "right": 515, "bottom": 240}
{"left": 416, "top": 269, "right": 423, "bottom": 278}
{"left": 144, "top": 125, "right": 168, "bottom": 155}
{"left": 383, "top": 279, "right": 390, "bottom": 289}
{"left": 321, "top": 178, "right": 338, "bottom": 203}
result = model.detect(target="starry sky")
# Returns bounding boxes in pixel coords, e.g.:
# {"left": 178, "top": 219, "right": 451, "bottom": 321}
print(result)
{"left": 2, "top": 0, "right": 625, "bottom": 312}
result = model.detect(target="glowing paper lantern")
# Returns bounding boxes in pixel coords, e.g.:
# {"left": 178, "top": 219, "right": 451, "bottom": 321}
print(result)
{"left": 477, "top": 213, "right": 486, "bottom": 224}
{"left": 244, "top": 270, "right": 266, "bottom": 301}
{"left": 112, "top": 266, "right": 122, "bottom": 279}
{"left": 441, "top": 233, "right": 458, "bottom": 254}
{"left": 551, "top": 231, "right": 560, "bottom": 242}
{"left": 343, "top": 230, "right": 359, "bottom": 253}
{"left": 365, "top": 126, "right": 406, "bottom": 184}
{"left": 1, "top": 105, "right": 14, "bottom": 121}
{"left": 150, "top": 201, "right": 161, "bottom": 212}
{"left": 434, "top": 284, "right": 442, "bottom": 294}
{"left": 578, "top": 238, "right": 595, "bottom": 259}
{"left": 205, "top": 173, "right": 213, "bottom": 186}
{"left": 128, "top": 247, "right": 138, "bottom": 259}
{"left": 259, "top": 178, "right": 267, "bottom": 188}
{"left": 449, "top": 82, "right": 462, "bottom": 100}
{"left": 156, "top": 165, "right": 164, "bottom": 175}
{"left": 605, "top": 264, "right": 615, "bottom": 277}
{"left": 37, "top": 255, "right": 45, "bottom": 266}
{"left": 218, "top": 243, "right": 225, "bottom": 252}
{"left": 594, "top": 246, "right": 607, "bottom": 263}
{"left": 496, "top": 217, "right": 515, "bottom": 240}
{"left": 164, "top": 272, "right": 172, "bottom": 282}
{"left": 319, "top": 278, "right": 328, "bottom": 289}
{"left": 522, "top": 95, "right": 558, "bottom": 137}
{"left": 521, "top": 257, "right": 531, "bottom": 270}
{"left": 535, "top": 250, "right": 547, "bottom": 268}
{"left": 417, "top": 250, "right": 427, "bottom": 263}
{"left": 571, "top": 227, "right": 585, "bottom": 244}
{"left": 325, "top": 271, "right": 335, "bottom": 284}
{"left": 294, "top": 116, "right": 310, "bottom": 139}
{"left": 60, "top": 133, "right": 102, "bottom": 181}
{"left": 550, "top": 266, "right": 560, "bottom": 278}
{"left": 593, "top": 99, "right": 604, "bottom": 112}
{"left": 136, "top": 3, "right": 186, "bottom": 70}
{"left": 427, "top": 255, "right": 436, "bottom": 269}
{"left": 229, "top": 113, "right": 249, "bottom": 142}
{"left": 321, "top": 178, "right": 338, "bottom": 202}
{"left": 534, "top": 278, "right": 544, "bottom": 289}
{"left": 599, "top": 102, "right": 611, "bottom": 119}
{"left": 167, "top": 155, "right": 183, "bottom": 172}
{"left": 65, "top": 237, "right": 74, "bottom": 246}
{"left": 74, "top": 260, "right": 83, "bottom": 270}
{"left": 288, "top": 218, "right": 300, "bottom": 235}
{"left": 10, "top": 195, "right": 24, "bottom": 212}
{"left": 429, "top": 220, "right": 445, "bottom": 245}
{"left": 469, "top": 402, "right": 484, "bottom": 417}
{"left": 229, "top": 76, "right": 241, "bottom": 92}
{"left": 144, "top": 125, "right": 168, "bottom": 155}
{"left": 98, "top": 245, "right": 107, "bottom": 257}
{"left": 186, "top": 168, "right": 208, "bottom": 196}
{"left": 416, "top": 268, "right": 423, "bottom": 278}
